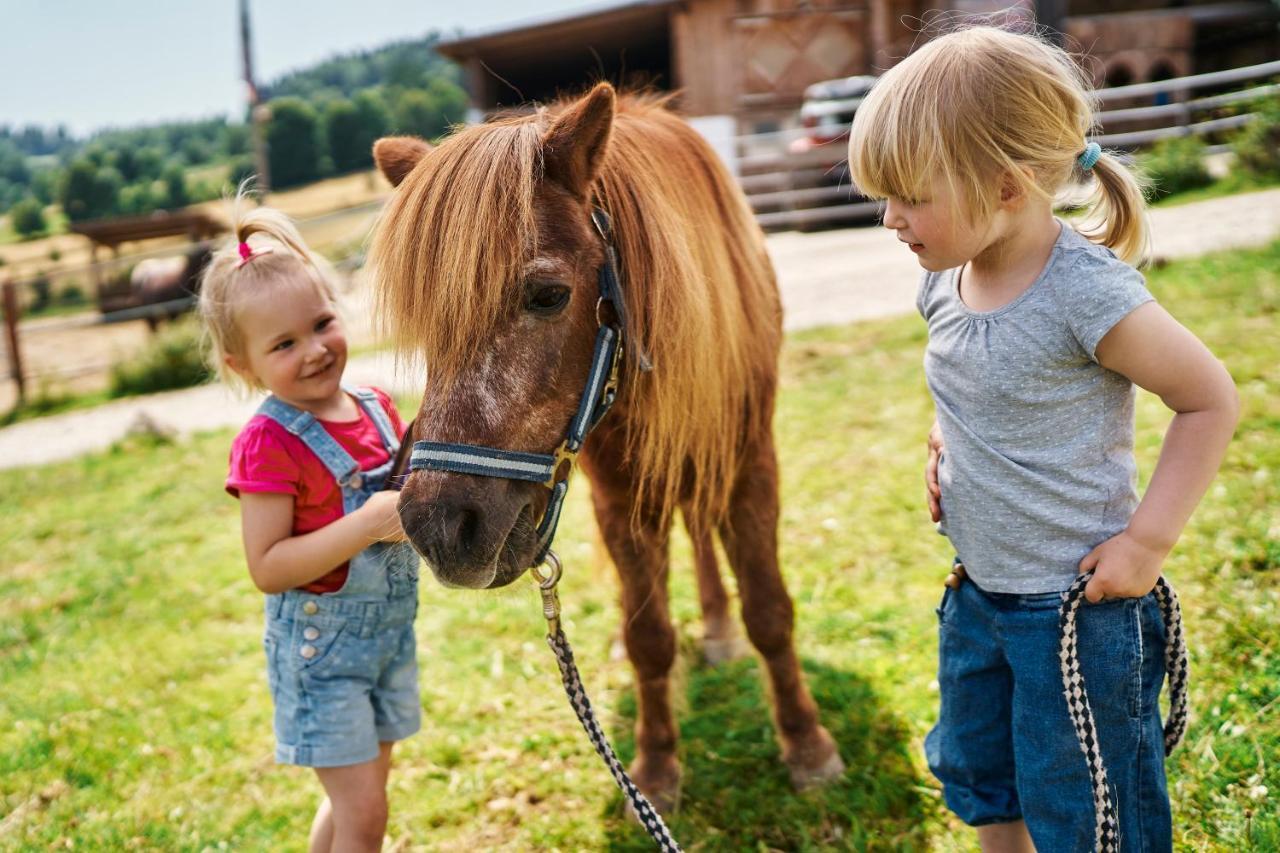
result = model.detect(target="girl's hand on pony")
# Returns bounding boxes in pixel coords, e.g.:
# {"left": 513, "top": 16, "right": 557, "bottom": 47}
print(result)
{"left": 1079, "top": 530, "right": 1168, "bottom": 603}
{"left": 361, "top": 491, "right": 410, "bottom": 543}
{"left": 925, "top": 420, "right": 944, "bottom": 522}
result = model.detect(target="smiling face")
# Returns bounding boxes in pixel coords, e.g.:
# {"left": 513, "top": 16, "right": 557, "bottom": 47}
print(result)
{"left": 226, "top": 277, "right": 348, "bottom": 409}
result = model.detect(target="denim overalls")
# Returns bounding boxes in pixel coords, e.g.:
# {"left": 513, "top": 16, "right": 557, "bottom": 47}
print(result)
{"left": 257, "top": 387, "right": 421, "bottom": 767}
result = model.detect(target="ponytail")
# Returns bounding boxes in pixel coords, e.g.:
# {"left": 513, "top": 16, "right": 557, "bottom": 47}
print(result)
{"left": 1074, "top": 149, "right": 1151, "bottom": 267}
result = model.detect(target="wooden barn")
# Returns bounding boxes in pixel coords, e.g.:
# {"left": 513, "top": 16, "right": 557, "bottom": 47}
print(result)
{"left": 438, "top": 0, "right": 1277, "bottom": 229}
{"left": 437, "top": 0, "right": 1278, "bottom": 132}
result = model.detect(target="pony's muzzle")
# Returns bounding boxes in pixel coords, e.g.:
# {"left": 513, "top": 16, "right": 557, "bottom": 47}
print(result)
{"left": 397, "top": 473, "right": 536, "bottom": 589}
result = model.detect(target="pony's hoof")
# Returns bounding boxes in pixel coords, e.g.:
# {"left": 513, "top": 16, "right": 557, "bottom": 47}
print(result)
{"left": 784, "top": 726, "right": 845, "bottom": 790}
{"left": 701, "top": 634, "right": 751, "bottom": 666}
{"left": 790, "top": 748, "right": 846, "bottom": 790}
{"left": 626, "top": 758, "right": 682, "bottom": 817}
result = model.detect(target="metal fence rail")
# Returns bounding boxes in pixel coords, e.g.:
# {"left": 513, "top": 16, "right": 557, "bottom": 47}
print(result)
{"left": 736, "top": 59, "right": 1280, "bottom": 232}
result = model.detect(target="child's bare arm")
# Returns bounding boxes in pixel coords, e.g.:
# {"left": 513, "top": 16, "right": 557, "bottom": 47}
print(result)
{"left": 240, "top": 491, "right": 408, "bottom": 594}
{"left": 1080, "top": 301, "right": 1239, "bottom": 601}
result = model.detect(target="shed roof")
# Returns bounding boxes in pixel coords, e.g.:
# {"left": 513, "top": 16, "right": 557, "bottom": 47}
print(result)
{"left": 437, "top": 0, "right": 679, "bottom": 59}
{"left": 70, "top": 210, "right": 225, "bottom": 250}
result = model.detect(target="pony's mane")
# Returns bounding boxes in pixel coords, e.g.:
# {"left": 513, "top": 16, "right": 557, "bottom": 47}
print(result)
{"left": 369, "top": 93, "right": 780, "bottom": 524}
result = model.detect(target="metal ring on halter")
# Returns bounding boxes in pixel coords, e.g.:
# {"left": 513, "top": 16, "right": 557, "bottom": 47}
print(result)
{"left": 595, "top": 296, "right": 607, "bottom": 328}
{"left": 531, "top": 550, "right": 563, "bottom": 589}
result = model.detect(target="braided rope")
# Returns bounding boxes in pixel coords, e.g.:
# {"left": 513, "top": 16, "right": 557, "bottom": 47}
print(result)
{"left": 1058, "top": 573, "right": 1190, "bottom": 852}
{"left": 546, "top": 628, "right": 684, "bottom": 852}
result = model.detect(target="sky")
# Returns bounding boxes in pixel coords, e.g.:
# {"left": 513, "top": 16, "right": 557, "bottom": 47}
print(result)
{"left": 0, "top": 0, "right": 598, "bottom": 135}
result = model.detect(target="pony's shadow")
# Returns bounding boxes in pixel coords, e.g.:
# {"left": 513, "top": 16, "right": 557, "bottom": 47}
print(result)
{"left": 601, "top": 648, "right": 937, "bottom": 851}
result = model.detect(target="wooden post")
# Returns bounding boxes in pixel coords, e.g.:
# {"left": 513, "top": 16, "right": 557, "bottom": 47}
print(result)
{"left": 2, "top": 280, "right": 25, "bottom": 405}
{"left": 240, "top": 0, "right": 271, "bottom": 192}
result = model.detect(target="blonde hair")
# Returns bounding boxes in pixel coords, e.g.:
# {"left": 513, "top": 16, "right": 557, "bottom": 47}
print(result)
{"left": 848, "top": 25, "right": 1149, "bottom": 264}
{"left": 197, "top": 186, "right": 340, "bottom": 390}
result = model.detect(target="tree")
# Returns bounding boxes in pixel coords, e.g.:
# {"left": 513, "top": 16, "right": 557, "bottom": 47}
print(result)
{"left": 266, "top": 97, "right": 322, "bottom": 188}
{"left": 392, "top": 79, "right": 466, "bottom": 141}
{"left": 0, "top": 139, "right": 28, "bottom": 184}
{"left": 60, "top": 159, "right": 123, "bottom": 221}
{"left": 324, "top": 100, "right": 366, "bottom": 174}
{"left": 9, "top": 196, "right": 46, "bottom": 238}
{"left": 352, "top": 90, "right": 391, "bottom": 163}
{"left": 162, "top": 163, "right": 189, "bottom": 209}
{"left": 29, "top": 168, "right": 59, "bottom": 206}
{"left": 326, "top": 92, "right": 390, "bottom": 173}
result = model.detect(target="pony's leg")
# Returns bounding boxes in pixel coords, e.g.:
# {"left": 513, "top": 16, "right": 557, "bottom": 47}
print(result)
{"left": 719, "top": 435, "right": 845, "bottom": 789}
{"left": 685, "top": 512, "right": 748, "bottom": 666}
{"left": 589, "top": 477, "right": 682, "bottom": 814}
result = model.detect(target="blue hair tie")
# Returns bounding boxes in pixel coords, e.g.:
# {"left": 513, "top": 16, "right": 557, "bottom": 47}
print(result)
{"left": 1077, "top": 141, "right": 1102, "bottom": 171}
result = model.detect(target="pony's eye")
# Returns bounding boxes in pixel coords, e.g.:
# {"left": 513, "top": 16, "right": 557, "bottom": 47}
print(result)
{"left": 525, "top": 284, "right": 570, "bottom": 316}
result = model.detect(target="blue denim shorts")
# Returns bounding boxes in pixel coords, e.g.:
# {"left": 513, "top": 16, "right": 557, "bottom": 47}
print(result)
{"left": 925, "top": 575, "right": 1172, "bottom": 852}
{"left": 264, "top": 593, "right": 421, "bottom": 768}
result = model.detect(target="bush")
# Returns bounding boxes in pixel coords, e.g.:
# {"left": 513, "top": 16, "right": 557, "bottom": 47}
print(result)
{"left": 1139, "top": 136, "right": 1214, "bottom": 199}
{"left": 58, "top": 283, "right": 86, "bottom": 307}
{"left": 109, "top": 318, "right": 210, "bottom": 398}
{"left": 28, "top": 273, "right": 52, "bottom": 313}
{"left": 1232, "top": 96, "right": 1280, "bottom": 180}
{"left": 10, "top": 196, "right": 46, "bottom": 238}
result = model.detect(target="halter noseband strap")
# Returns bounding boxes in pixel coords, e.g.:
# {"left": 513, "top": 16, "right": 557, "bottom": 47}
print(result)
{"left": 409, "top": 208, "right": 629, "bottom": 566}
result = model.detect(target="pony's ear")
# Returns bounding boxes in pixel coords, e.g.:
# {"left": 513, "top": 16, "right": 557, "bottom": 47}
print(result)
{"left": 373, "top": 136, "right": 433, "bottom": 187}
{"left": 542, "top": 83, "right": 615, "bottom": 198}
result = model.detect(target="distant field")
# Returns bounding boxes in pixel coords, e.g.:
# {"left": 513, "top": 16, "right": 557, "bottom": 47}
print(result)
{"left": 0, "top": 170, "right": 392, "bottom": 281}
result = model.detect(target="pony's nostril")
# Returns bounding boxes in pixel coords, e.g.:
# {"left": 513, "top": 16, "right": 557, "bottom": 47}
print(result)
{"left": 436, "top": 501, "right": 485, "bottom": 557}
{"left": 456, "top": 506, "right": 481, "bottom": 552}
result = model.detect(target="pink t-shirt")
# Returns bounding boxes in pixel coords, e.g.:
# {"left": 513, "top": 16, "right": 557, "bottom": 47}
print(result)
{"left": 226, "top": 388, "right": 407, "bottom": 594}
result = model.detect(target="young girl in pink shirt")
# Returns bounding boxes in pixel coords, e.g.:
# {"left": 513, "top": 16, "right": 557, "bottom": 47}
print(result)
{"left": 200, "top": 198, "right": 419, "bottom": 852}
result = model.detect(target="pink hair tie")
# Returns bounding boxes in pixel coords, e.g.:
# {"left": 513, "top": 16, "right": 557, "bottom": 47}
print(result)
{"left": 235, "top": 240, "right": 273, "bottom": 269}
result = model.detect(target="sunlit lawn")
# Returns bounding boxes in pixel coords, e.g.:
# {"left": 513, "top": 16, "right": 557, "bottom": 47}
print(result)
{"left": 1, "top": 241, "right": 1277, "bottom": 850}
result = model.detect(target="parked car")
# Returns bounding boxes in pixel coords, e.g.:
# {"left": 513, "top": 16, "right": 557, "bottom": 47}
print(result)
{"left": 746, "top": 74, "right": 880, "bottom": 230}
{"left": 789, "top": 74, "right": 877, "bottom": 154}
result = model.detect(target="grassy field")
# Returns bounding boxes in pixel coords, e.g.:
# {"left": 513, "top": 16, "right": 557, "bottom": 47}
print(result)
{"left": 1, "top": 242, "right": 1277, "bottom": 850}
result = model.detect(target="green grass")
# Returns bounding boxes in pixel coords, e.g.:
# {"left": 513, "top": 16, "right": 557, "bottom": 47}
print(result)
{"left": 1152, "top": 169, "right": 1280, "bottom": 208}
{"left": 2, "top": 242, "right": 1278, "bottom": 850}
{"left": 0, "top": 386, "right": 112, "bottom": 427}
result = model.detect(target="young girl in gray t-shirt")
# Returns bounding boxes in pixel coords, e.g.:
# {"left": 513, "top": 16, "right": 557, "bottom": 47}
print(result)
{"left": 847, "top": 26, "right": 1238, "bottom": 852}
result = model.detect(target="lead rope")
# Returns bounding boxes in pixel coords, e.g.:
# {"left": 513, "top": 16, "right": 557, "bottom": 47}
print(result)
{"left": 1058, "top": 571, "right": 1190, "bottom": 852}
{"left": 533, "top": 552, "right": 684, "bottom": 853}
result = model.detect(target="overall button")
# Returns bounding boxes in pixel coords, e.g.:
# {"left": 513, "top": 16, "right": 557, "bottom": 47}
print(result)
{"left": 348, "top": 473, "right": 363, "bottom": 489}
{"left": 299, "top": 644, "right": 318, "bottom": 660}
{"left": 302, "top": 601, "right": 319, "bottom": 615}
{"left": 303, "top": 626, "right": 320, "bottom": 641}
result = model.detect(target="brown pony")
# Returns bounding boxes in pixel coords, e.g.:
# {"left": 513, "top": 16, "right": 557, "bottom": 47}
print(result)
{"left": 368, "top": 83, "right": 843, "bottom": 810}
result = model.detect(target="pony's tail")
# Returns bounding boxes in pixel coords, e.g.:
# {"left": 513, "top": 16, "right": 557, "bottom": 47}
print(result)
{"left": 1075, "top": 150, "right": 1151, "bottom": 266}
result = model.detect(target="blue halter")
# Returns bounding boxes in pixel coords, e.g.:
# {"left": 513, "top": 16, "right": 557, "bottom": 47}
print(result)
{"left": 409, "top": 209, "right": 643, "bottom": 566}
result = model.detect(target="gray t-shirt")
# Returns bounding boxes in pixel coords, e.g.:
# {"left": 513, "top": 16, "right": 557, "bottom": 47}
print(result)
{"left": 920, "top": 222, "right": 1154, "bottom": 593}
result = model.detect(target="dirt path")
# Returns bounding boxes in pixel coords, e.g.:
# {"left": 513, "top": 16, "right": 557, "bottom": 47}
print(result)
{"left": 4, "top": 187, "right": 1278, "bottom": 470}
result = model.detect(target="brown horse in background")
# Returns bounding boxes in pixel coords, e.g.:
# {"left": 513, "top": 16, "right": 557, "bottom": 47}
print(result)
{"left": 368, "top": 83, "right": 844, "bottom": 811}
{"left": 126, "top": 243, "right": 213, "bottom": 329}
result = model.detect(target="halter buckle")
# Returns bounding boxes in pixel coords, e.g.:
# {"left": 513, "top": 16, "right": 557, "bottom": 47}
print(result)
{"left": 531, "top": 550, "right": 563, "bottom": 634}
{"left": 543, "top": 441, "right": 578, "bottom": 488}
